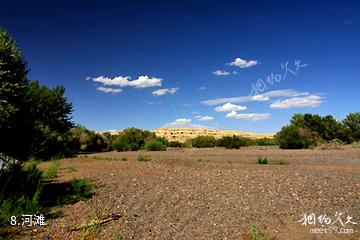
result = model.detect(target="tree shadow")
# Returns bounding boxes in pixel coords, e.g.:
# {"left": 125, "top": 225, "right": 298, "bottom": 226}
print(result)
{"left": 39, "top": 179, "right": 93, "bottom": 219}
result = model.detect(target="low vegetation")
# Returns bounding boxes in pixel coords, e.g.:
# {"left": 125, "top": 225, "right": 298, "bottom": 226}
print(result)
{"left": 247, "top": 225, "right": 275, "bottom": 240}
{"left": 64, "top": 178, "right": 92, "bottom": 204}
{"left": 257, "top": 157, "right": 268, "bottom": 165}
{"left": 41, "top": 160, "right": 60, "bottom": 179}
{"left": 137, "top": 155, "right": 151, "bottom": 162}
{"left": 144, "top": 137, "right": 167, "bottom": 151}
{"left": 191, "top": 135, "right": 217, "bottom": 148}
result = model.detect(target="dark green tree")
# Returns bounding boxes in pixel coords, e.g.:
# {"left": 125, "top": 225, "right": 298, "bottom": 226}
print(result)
{"left": 191, "top": 135, "right": 217, "bottom": 148}
{"left": 0, "top": 28, "right": 31, "bottom": 161}
{"left": 276, "top": 125, "right": 316, "bottom": 149}
{"left": 112, "top": 128, "right": 156, "bottom": 151}
{"left": 0, "top": 28, "right": 75, "bottom": 161}
{"left": 342, "top": 112, "right": 360, "bottom": 142}
{"left": 27, "top": 81, "right": 74, "bottom": 159}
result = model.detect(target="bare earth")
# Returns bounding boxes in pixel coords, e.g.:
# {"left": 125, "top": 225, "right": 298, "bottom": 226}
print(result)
{"left": 16, "top": 147, "right": 360, "bottom": 239}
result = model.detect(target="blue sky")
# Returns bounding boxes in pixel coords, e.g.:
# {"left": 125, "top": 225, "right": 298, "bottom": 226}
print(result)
{"left": 1, "top": 0, "right": 359, "bottom": 133}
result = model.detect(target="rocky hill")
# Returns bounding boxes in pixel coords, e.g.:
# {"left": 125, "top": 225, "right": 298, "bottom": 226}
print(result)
{"left": 153, "top": 128, "right": 274, "bottom": 143}
{"left": 104, "top": 128, "right": 274, "bottom": 143}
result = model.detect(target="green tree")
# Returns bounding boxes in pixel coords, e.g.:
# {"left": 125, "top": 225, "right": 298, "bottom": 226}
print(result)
{"left": 290, "top": 113, "right": 344, "bottom": 141}
{"left": 342, "top": 112, "right": 360, "bottom": 142}
{"left": 69, "top": 126, "right": 107, "bottom": 152}
{"left": 0, "top": 29, "right": 75, "bottom": 161}
{"left": 276, "top": 125, "right": 316, "bottom": 149}
{"left": 28, "top": 81, "right": 74, "bottom": 159}
{"left": 112, "top": 128, "right": 156, "bottom": 151}
{"left": 0, "top": 28, "right": 31, "bottom": 161}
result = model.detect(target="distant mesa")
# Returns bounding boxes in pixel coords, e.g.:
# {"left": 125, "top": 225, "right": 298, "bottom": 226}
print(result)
{"left": 102, "top": 128, "right": 274, "bottom": 143}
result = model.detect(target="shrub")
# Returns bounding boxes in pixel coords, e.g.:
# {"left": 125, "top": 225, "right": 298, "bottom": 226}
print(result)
{"left": 317, "top": 139, "right": 345, "bottom": 150}
{"left": 137, "top": 155, "right": 151, "bottom": 162}
{"left": 167, "top": 141, "right": 183, "bottom": 148}
{"left": 191, "top": 136, "right": 217, "bottom": 148}
{"left": 257, "top": 157, "right": 268, "bottom": 165}
{"left": 112, "top": 136, "right": 132, "bottom": 152}
{"left": 70, "top": 126, "right": 107, "bottom": 152}
{"left": 237, "top": 136, "right": 253, "bottom": 147}
{"left": 112, "top": 128, "right": 156, "bottom": 152}
{"left": 253, "top": 138, "right": 276, "bottom": 146}
{"left": 247, "top": 225, "right": 275, "bottom": 240}
{"left": 0, "top": 163, "right": 43, "bottom": 224}
{"left": 352, "top": 141, "right": 360, "bottom": 149}
{"left": 144, "top": 139, "right": 167, "bottom": 151}
{"left": 275, "top": 125, "right": 316, "bottom": 149}
{"left": 41, "top": 160, "right": 60, "bottom": 179}
{"left": 217, "top": 136, "right": 242, "bottom": 149}
{"left": 62, "top": 178, "right": 92, "bottom": 204}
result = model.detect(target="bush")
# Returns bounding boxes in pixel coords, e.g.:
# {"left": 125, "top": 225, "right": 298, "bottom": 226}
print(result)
{"left": 276, "top": 125, "right": 316, "bottom": 149}
{"left": 257, "top": 157, "right": 268, "bottom": 165}
{"left": 217, "top": 136, "right": 242, "bottom": 149}
{"left": 70, "top": 126, "right": 107, "bottom": 152}
{"left": 253, "top": 138, "right": 276, "bottom": 146}
{"left": 0, "top": 163, "right": 43, "bottom": 224}
{"left": 317, "top": 139, "right": 345, "bottom": 150}
{"left": 137, "top": 155, "right": 151, "bottom": 162}
{"left": 144, "top": 139, "right": 167, "bottom": 151}
{"left": 66, "top": 179, "right": 92, "bottom": 203}
{"left": 237, "top": 136, "right": 253, "bottom": 147}
{"left": 352, "top": 141, "right": 360, "bottom": 149}
{"left": 41, "top": 160, "right": 60, "bottom": 179}
{"left": 167, "top": 141, "right": 183, "bottom": 148}
{"left": 191, "top": 136, "right": 217, "bottom": 148}
{"left": 112, "top": 128, "right": 156, "bottom": 152}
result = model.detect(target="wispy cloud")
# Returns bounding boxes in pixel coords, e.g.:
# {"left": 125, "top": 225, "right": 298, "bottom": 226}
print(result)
{"left": 195, "top": 115, "right": 214, "bottom": 121}
{"left": 162, "top": 118, "right": 208, "bottom": 128}
{"left": 213, "top": 70, "right": 230, "bottom": 76}
{"left": 226, "top": 111, "right": 271, "bottom": 121}
{"left": 202, "top": 89, "right": 302, "bottom": 105}
{"left": 96, "top": 86, "right": 122, "bottom": 93}
{"left": 270, "top": 95, "right": 323, "bottom": 109}
{"left": 88, "top": 75, "right": 162, "bottom": 88}
{"left": 229, "top": 57, "right": 259, "bottom": 68}
{"left": 152, "top": 87, "right": 178, "bottom": 96}
{"left": 343, "top": 19, "right": 352, "bottom": 25}
{"left": 198, "top": 86, "right": 206, "bottom": 90}
{"left": 214, "top": 103, "right": 247, "bottom": 112}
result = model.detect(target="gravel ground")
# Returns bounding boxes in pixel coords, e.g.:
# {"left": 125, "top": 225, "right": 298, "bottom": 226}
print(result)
{"left": 8, "top": 146, "right": 360, "bottom": 240}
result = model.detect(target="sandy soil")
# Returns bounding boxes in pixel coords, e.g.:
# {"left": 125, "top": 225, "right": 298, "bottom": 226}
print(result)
{"left": 9, "top": 146, "right": 360, "bottom": 239}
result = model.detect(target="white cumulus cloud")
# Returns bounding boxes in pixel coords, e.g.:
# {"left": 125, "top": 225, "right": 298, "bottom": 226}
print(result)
{"left": 88, "top": 75, "right": 162, "bottom": 88}
{"left": 214, "top": 103, "right": 247, "bottom": 112}
{"left": 213, "top": 70, "right": 230, "bottom": 76}
{"left": 195, "top": 115, "right": 214, "bottom": 121}
{"left": 270, "top": 95, "right": 323, "bottom": 109}
{"left": 96, "top": 86, "right": 122, "bottom": 93}
{"left": 152, "top": 87, "right": 178, "bottom": 96}
{"left": 129, "top": 75, "right": 162, "bottom": 88}
{"left": 229, "top": 57, "right": 259, "bottom": 68}
{"left": 226, "top": 111, "right": 271, "bottom": 121}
